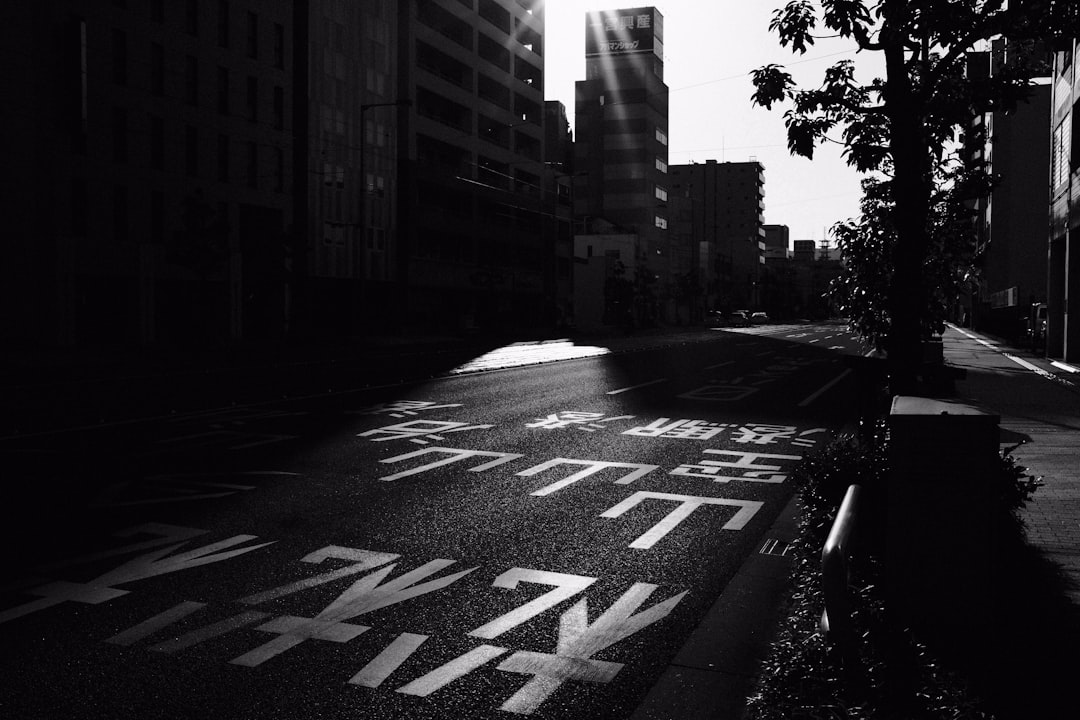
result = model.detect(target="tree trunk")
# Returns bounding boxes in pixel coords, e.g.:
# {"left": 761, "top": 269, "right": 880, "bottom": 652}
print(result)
{"left": 882, "top": 4, "right": 931, "bottom": 397}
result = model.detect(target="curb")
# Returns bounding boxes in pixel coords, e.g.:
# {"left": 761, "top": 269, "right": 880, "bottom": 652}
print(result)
{"left": 630, "top": 490, "right": 801, "bottom": 720}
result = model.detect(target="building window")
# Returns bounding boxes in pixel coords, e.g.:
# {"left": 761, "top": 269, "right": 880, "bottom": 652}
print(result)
{"left": 273, "top": 146, "right": 284, "bottom": 192}
{"left": 246, "top": 76, "right": 258, "bottom": 122}
{"left": 185, "top": 125, "right": 198, "bottom": 177}
{"left": 246, "top": 11, "right": 258, "bottom": 59}
{"left": 217, "top": 0, "right": 229, "bottom": 47}
{"left": 184, "top": 55, "right": 198, "bottom": 106}
{"left": 1053, "top": 120, "right": 1070, "bottom": 188}
{"left": 273, "top": 85, "right": 284, "bottom": 129}
{"left": 655, "top": 127, "right": 668, "bottom": 146}
{"left": 217, "top": 133, "right": 229, "bottom": 182}
{"left": 113, "top": 184, "right": 128, "bottom": 243}
{"left": 71, "top": 179, "right": 88, "bottom": 236}
{"left": 246, "top": 141, "right": 258, "bottom": 188}
{"left": 655, "top": 156, "right": 667, "bottom": 173}
{"left": 655, "top": 185, "right": 668, "bottom": 202}
{"left": 217, "top": 66, "right": 229, "bottom": 114}
{"left": 112, "top": 29, "right": 127, "bottom": 86}
{"left": 151, "top": 42, "right": 164, "bottom": 96}
{"left": 112, "top": 107, "right": 127, "bottom": 162}
{"left": 151, "top": 190, "right": 164, "bottom": 242}
{"left": 186, "top": 0, "right": 199, "bottom": 36}
{"left": 655, "top": 215, "right": 668, "bottom": 229}
{"left": 1072, "top": 100, "right": 1080, "bottom": 172}
{"left": 150, "top": 115, "right": 164, "bottom": 169}
{"left": 273, "top": 22, "right": 284, "bottom": 69}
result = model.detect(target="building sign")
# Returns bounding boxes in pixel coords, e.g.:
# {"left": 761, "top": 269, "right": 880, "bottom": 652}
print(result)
{"left": 585, "top": 7, "right": 662, "bottom": 57}
{"left": 990, "top": 285, "right": 1018, "bottom": 309}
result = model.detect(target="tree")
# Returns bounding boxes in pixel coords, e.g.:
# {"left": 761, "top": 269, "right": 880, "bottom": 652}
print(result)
{"left": 751, "top": 0, "right": 1079, "bottom": 394}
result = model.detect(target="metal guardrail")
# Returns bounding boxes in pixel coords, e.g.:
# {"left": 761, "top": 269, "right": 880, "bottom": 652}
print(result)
{"left": 820, "top": 484, "right": 862, "bottom": 666}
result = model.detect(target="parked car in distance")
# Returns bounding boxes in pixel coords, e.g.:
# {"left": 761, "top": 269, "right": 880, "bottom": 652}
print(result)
{"left": 1026, "top": 302, "right": 1047, "bottom": 350}
{"left": 706, "top": 310, "right": 729, "bottom": 328}
{"left": 750, "top": 311, "right": 770, "bottom": 324}
{"left": 728, "top": 310, "right": 752, "bottom": 327}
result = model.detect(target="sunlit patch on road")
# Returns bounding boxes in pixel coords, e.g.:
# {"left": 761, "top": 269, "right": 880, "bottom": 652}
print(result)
{"left": 448, "top": 339, "right": 611, "bottom": 374}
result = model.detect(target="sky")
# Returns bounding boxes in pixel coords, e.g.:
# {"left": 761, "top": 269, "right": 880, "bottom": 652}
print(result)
{"left": 542, "top": 0, "right": 887, "bottom": 246}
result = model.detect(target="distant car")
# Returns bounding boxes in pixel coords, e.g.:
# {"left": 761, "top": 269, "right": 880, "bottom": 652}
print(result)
{"left": 750, "top": 311, "right": 770, "bottom": 324}
{"left": 706, "top": 310, "right": 729, "bottom": 328}
{"left": 1026, "top": 303, "right": 1047, "bottom": 350}
{"left": 727, "top": 310, "right": 752, "bottom": 327}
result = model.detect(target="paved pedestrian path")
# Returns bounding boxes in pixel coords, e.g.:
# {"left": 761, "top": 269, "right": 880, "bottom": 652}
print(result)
{"left": 942, "top": 324, "right": 1080, "bottom": 603}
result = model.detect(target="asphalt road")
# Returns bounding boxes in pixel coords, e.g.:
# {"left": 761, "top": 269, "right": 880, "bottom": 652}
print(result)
{"left": 0, "top": 323, "right": 867, "bottom": 720}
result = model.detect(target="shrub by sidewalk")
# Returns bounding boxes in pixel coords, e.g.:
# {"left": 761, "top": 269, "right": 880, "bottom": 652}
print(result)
{"left": 744, "top": 422, "right": 1044, "bottom": 720}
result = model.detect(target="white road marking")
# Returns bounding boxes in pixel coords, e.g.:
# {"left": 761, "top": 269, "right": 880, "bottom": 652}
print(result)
{"left": 395, "top": 644, "right": 509, "bottom": 696}
{"left": 239, "top": 547, "right": 399, "bottom": 606}
{"left": 495, "top": 582, "right": 687, "bottom": 714}
{"left": 600, "top": 492, "right": 763, "bottom": 549}
{"left": 517, "top": 459, "right": 659, "bottom": 497}
{"left": 0, "top": 534, "right": 273, "bottom": 625}
{"left": 379, "top": 447, "right": 524, "bottom": 481}
{"left": 150, "top": 610, "right": 270, "bottom": 653}
{"left": 1052, "top": 360, "right": 1080, "bottom": 373}
{"left": 106, "top": 601, "right": 206, "bottom": 646}
{"left": 230, "top": 559, "right": 477, "bottom": 667}
{"left": 349, "top": 633, "right": 429, "bottom": 687}
{"left": 468, "top": 569, "right": 596, "bottom": 640}
{"left": 798, "top": 369, "right": 853, "bottom": 407}
{"left": 606, "top": 378, "right": 668, "bottom": 395}
{"left": 704, "top": 360, "right": 734, "bottom": 369}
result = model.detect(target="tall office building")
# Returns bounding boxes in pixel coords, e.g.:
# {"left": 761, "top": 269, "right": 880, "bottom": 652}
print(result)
{"left": 1049, "top": 40, "right": 1080, "bottom": 361}
{"left": 3, "top": 0, "right": 296, "bottom": 348}
{"left": 669, "top": 160, "right": 766, "bottom": 312}
{"left": 962, "top": 43, "right": 1050, "bottom": 343}
{"left": 574, "top": 7, "right": 673, "bottom": 325}
{"left": 298, "top": 0, "right": 402, "bottom": 336}
{"left": 396, "top": 0, "right": 549, "bottom": 332}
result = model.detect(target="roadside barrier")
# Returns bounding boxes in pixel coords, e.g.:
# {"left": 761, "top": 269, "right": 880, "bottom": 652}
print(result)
{"left": 820, "top": 483, "right": 862, "bottom": 673}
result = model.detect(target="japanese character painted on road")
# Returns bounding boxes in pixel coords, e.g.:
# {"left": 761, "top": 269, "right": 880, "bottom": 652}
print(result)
{"left": 353, "top": 401, "right": 464, "bottom": 418}
{"left": 676, "top": 384, "right": 759, "bottom": 402}
{"left": 670, "top": 449, "right": 803, "bottom": 483}
{"left": 623, "top": 418, "right": 733, "bottom": 440}
{"left": 358, "top": 420, "right": 493, "bottom": 445}
{"left": 526, "top": 412, "right": 636, "bottom": 431}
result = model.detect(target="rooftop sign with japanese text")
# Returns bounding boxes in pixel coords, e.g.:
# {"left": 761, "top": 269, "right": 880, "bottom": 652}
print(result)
{"left": 585, "top": 7, "right": 663, "bottom": 58}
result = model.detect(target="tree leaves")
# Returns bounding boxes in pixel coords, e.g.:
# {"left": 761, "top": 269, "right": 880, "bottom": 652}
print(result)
{"left": 750, "top": 64, "right": 795, "bottom": 110}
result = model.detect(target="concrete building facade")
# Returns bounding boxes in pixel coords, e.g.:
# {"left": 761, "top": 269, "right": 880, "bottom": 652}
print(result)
{"left": 963, "top": 44, "right": 1051, "bottom": 344}
{"left": 3, "top": 0, "right": 296, "bottom": 348}
{"left": 573, "top": 7, "right": 674, "bottom": 326}
{"left": 669, "top": 160, "right": 766, "bottom": 313}
{"left": 297, "top": 0, "right": 403, "bottom": 337}
{"left": 395, "top": 0, "right": 549, "bottom": 333}
{"left": 1049, "top": 40, "right": 1080, "bottom": 361}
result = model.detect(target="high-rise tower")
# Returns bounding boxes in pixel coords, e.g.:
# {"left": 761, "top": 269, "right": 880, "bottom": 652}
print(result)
{"left": 574, "top": 7, "right": 672, "bottom": 325}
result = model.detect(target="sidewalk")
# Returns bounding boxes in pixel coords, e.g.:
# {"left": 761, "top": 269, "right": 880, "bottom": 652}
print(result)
{"left": 941, "top": 323, "right": 1080, "bottom": 603}
{"left": 935, "top": 324, "right": 1080, "bottom": 717}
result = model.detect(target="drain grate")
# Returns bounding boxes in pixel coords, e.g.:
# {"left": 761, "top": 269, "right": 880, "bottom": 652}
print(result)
{"left": 759, "top": 538, "right": 793, "bottom": 556}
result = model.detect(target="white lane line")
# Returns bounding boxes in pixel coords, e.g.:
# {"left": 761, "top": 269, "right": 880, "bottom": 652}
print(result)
{"left": 1052, "top": 360, "right": 1080, "bottom": 374}
{"left": 606, "top": 378, "right": 668, "bottom": 395}
{"left": 1003, "top": 353, "right": 1058, "bottom": 381}
{"left": 952, "top": 325, "right": 1061, "bottom": 381}
{"left": 798, "top": 369, "right": 853, "bottom": 407}
{"left": 705, "top": 360, "right": 734, "bottom": 370}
